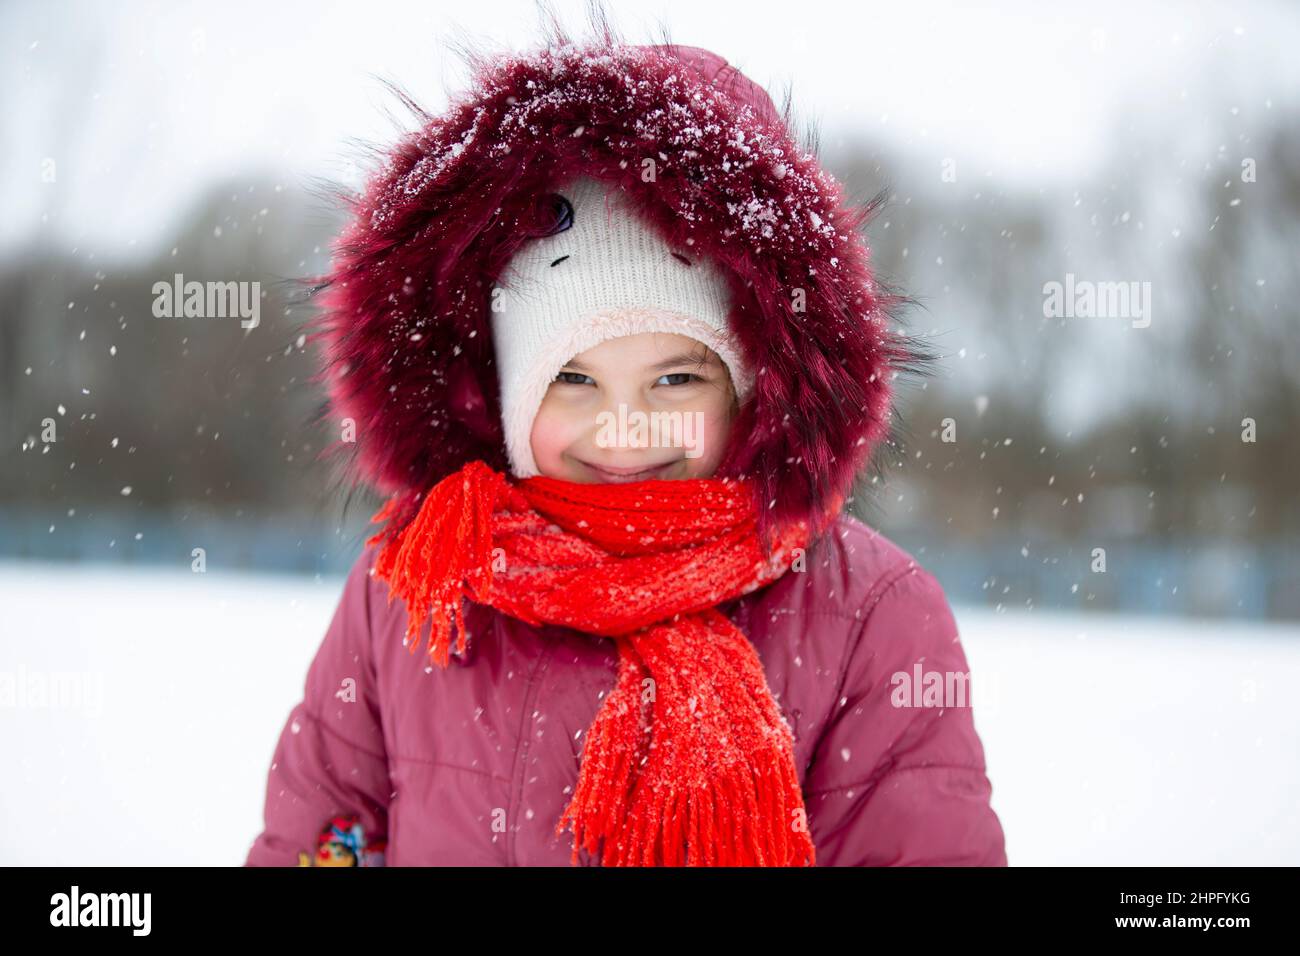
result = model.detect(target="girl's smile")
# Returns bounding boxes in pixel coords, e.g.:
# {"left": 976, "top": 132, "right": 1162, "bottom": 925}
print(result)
{"left": 573, "top": 457, "right": 682, "bottom": 483}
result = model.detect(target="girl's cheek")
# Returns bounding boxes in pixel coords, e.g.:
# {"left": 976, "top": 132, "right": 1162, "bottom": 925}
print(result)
{"left": 530, "top": 408, "right": 560, "bottom": 455}
{"left": 530, "top": 397, "right": 585, "bottom": 471}
{"left": 699, "top": 413, "right": 733, "bottom": 470}
{"left": 672, "top": 396, "right": 732, "bottom": 475}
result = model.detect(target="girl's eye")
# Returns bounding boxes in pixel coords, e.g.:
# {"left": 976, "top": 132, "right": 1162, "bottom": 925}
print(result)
{"left": 657, "top": 372, "right": 701, "bottom": 386}
{"left": 554, "top": 371, "right": 593, "bottom": 386}
{"left": 553, "top": 371, "right": 703, "bottom": 387}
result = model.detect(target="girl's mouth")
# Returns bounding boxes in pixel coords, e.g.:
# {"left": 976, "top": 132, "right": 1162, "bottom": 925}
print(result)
{"left": 578, "top": 459, "right": 678, "bottom": 483}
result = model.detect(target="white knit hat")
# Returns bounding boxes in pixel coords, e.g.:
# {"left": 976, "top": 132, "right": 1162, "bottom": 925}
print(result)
{"left": 490, "top": 174, "right": 753, "bottom": 478}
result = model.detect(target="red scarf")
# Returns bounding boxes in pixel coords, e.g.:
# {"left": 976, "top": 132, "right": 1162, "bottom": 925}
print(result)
{"left": 366, "top": 459, "right": 840, "bottom": 866}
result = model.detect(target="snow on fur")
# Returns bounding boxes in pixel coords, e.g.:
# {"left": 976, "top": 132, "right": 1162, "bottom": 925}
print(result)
{"left": 306, "top": 26, "right": 912, "bottom": 546}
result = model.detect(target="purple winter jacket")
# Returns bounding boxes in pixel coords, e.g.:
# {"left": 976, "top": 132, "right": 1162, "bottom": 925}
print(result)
{"left": 244, "top": 511, "right": 1007, "bottom": 866}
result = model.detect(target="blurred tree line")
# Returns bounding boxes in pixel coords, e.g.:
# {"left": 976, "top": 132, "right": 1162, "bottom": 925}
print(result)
{"left": 2, "top": 101, "right": 1296, "bottom": 614}
{"left": 843, "top": 105, "right": 1299, "bottom": 554}
{"left": 1, "top": 179, "right": 375, "bottom": 546}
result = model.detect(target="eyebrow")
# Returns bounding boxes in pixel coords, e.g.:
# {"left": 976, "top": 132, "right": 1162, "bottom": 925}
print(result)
{"left": 562, "top": 352, "right": 717, "bottom": 374}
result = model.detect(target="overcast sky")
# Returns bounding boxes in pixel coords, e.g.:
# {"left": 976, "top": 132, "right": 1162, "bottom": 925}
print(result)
{"left": 3, "top": 0, "right": 1298, "bottom": 257}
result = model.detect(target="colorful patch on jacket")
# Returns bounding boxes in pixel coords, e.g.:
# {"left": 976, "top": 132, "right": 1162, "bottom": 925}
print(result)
{"left": 297, "top": 814, "right": 386, "bottom": 867}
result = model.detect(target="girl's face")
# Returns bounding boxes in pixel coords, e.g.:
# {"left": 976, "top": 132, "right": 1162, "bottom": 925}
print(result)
{"left": 530, "top": 332, "right": 738, "bottom": 483}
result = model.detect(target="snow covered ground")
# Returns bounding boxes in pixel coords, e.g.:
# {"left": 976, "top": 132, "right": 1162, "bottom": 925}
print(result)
{"left": 1, "top": 559, "right": 1296, "bottom": 866}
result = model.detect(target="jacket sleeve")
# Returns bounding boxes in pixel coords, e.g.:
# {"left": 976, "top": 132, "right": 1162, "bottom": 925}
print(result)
{"left": 803, "top": 563, "right": 1007, "bottom": 866}
{"left": 244, "top": 547, "right": 392, "bottom": 866}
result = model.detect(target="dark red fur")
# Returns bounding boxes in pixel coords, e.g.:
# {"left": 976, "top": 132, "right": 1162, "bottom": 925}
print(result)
{"left": 305, "top": 22, "right": 913, "bottom": 548}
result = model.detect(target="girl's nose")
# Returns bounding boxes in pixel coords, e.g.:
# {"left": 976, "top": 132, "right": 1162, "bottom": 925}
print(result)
{"left": 590, "top": 395, "right": 655, "bottom": 450}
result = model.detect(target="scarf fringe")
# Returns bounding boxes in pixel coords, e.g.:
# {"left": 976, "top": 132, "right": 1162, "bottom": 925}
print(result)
{"left": 365, "top": 461, "right": 509, "bottom": 668}
{"left": 556, "top": 737, "right": 815, "bottom": 866}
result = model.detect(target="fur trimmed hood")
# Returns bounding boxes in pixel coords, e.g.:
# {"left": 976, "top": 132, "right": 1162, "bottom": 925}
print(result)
{"left": 307, "top": 21, "right": 914, "bottom": 544}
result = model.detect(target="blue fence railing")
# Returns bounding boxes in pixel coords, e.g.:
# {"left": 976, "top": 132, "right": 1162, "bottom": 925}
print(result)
{"left": 0, "top": 508, "right": 369, "bottom": 578}
{"left": 885, "top": 531, "right": 1297, "bottom": 620}
{"left": 1, "top": 509, "right": 1295, "bottom": 620}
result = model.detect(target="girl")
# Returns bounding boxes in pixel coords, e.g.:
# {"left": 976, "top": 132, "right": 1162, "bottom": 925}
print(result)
{"left": 245, "top": 24, "right": 1006, "bottom": 867}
